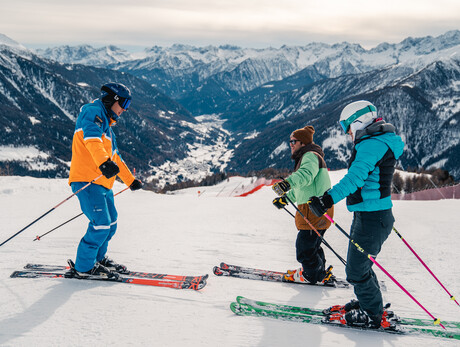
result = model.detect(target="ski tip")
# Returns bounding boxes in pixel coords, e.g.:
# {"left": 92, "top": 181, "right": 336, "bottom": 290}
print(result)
{"left": 10, "top": 271, "right": 20, "bottom": 278}
{"left": 236, "top": 295, "right": 245, "bottom": 303}
{"left": 230, "top": 302, "right": 242, "bottom": 314}
{"left": 219, "top": 262, "right": 231, "bottom": 270}
{"left": 213, "top": 266, "right": 223, "bottom": 276}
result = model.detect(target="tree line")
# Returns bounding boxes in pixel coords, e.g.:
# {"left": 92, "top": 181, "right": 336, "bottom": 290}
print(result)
{"left": 157, "top": 166, "right": 456, "bottom": 194}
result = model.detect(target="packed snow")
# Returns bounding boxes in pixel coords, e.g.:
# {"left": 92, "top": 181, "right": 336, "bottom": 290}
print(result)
{"left": 0, "top": 171, "right": 459, "bottom": 346}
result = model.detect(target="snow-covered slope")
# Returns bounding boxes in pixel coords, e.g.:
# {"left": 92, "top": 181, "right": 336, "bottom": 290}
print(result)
{"left": 36, "top": 44, "right": 135, "bottom": 66}
{"left": 0, "top": 33, "right": 27, "bottom": 52}
{"left": 0, "top": 174, "right": 458, "bottom": 346}
{"left": 148, "top": 114, "right": 234, "bottom": 187}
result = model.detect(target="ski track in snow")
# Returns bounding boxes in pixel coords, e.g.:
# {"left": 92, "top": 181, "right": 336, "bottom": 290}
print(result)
{"left": 0, "top": 172, "right": 459, "bottom": 346}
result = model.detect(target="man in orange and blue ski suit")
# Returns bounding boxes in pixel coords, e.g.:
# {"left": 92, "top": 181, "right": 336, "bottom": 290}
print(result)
{"left": 68, "top": 83, "right": 142, "bottom": 276}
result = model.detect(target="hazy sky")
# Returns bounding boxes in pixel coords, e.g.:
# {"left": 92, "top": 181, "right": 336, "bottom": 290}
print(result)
{"left": 1, "top": 0, "right": 459, "bottom": 51}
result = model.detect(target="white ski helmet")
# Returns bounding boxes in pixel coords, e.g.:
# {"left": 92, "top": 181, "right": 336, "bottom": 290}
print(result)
{"left": 339, "top": 100, "right": 378, "bottom": 138}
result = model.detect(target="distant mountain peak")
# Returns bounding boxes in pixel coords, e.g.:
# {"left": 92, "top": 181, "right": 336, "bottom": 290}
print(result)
{"left": 0, "top": 33, "right": 27, "bottom": 51}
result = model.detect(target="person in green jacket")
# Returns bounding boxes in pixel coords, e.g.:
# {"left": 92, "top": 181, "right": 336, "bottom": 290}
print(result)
{"left": 272, "top": 125, "right": 335, "bottom": 284}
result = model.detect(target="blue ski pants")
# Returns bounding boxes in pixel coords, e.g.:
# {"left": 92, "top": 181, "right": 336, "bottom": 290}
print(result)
{"left": 71, "top": 182, "right": 118, "bottom": 272}
{"left": 345, "top": 209, "right": 394, "bottom": 321}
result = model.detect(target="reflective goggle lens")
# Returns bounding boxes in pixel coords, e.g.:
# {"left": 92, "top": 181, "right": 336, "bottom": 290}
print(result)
{"left": 339, "top": 120, "right": 349, "bottom": 133}
{"left": 339, "top": 105, "right": 376, "bottom": 133}
{"left": 120, "top": 98, "right": 131, "bottom": 110}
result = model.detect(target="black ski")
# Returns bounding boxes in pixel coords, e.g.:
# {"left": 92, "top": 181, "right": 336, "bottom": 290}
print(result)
{"left": 214, "top": 262, "right": 351, "bottom": 288}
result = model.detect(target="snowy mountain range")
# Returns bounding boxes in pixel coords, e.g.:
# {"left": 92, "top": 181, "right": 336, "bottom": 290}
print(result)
{"left": 1, "top": 31, "right": 459, "bottom": 184}
{"left": 38, "top": 31, "right": 460, "bottom": 115}
{"left": 0, "top": 37, "right": 231, "bottom": 185}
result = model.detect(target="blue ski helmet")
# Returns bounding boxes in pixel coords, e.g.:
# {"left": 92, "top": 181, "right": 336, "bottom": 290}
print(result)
{"left": 101, "top": 83, "right": 132, "bottom": 110}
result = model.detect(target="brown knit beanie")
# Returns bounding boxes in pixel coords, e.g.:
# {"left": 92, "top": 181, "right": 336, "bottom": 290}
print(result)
{"left": 292, "top": 125, "right": 315, "bottom": 145}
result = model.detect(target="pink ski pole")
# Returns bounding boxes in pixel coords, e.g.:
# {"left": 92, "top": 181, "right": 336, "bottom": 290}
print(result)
{"left": 323, "top": 213, "right": 446, "bottom": 330}
{"left": 392, "top": 226, "right": 459, "bottom": 307}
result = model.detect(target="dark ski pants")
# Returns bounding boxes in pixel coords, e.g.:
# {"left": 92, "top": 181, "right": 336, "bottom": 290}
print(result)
{"left": 71, "top": 182, "right": 118, "bottom": 273}
{"left": 345, "top": 209, "right": 394, "bottom": 321}
{"left": 296, "top": 229, "right": 327, "bottom": 283}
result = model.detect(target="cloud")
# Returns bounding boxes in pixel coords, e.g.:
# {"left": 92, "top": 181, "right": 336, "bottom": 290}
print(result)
{"left": 2, "top": 0, "right": 459, "bottom": 49}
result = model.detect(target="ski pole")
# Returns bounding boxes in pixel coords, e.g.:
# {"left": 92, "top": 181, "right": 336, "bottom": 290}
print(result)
{"left": 283, "top": 195, "right": 347, "bottom": 266}
{"left": 282, "top": 207, "right": 295, "bottom": 219}
{"left": 0, "top": 174, "right": 103, "bottom": 248}
{"left": 33, "top": 185, "right": 130, "bottom": 241}
{"left": 392, "top": 226, "right": 459, "bottom": 307}
{"left": 322, "top": 213, "right": 446, "bottom": 329}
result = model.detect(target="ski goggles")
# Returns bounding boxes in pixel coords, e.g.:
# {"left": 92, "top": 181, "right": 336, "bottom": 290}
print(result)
{"left": 119, "top": 98, "right": 131, "bottom": 110}
{"left": 339, "top": 105, "right": 376, "bottom": 133}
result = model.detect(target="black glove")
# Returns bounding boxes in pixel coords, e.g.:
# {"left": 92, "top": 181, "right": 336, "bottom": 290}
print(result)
{"left": 99, "top": 159, "right": 120, "bottom": 179}
{"left": 272, "top": 180, "right": 291, "bottom": 196}
{"left": 308, "top": 192, "right": 334, "bottom": 217}
{"left": 130, "top": 179, "right": 143, "bottom": 191}
{"left": 272, "top": 196, "right": 288, "bottom": 209}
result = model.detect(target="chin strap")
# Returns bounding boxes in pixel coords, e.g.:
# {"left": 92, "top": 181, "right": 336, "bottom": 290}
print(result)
{"left": 101, "top": 98, "right": 118, "bottom": 123}
{"left": 109, "top": 110, "right": 118, "bottom": 123}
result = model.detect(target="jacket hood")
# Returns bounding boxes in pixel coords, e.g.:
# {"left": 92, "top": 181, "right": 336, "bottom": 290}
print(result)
{"left": 80, "top": 99, "right": 106, "bottom": 115}
{"left": 356, "top": 121, "right": 404, "bottom": 159}
{"left": 80, "top": 99, "right": 118, "bottom": 125}
{"left": 291, "top": 142, "right": 325, "bottom": 170}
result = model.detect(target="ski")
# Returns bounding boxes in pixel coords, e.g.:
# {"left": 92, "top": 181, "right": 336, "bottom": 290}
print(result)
{"left": 23, "top": 263, "right": 208, "bottom": 284}
{"left": 214, "top": 262, "right": 350, "bottom": 288}
{"left": 236, "top": 296, "right": 460, "bottom": 330}
{"left": 11, "top": 270, "right": 207, "bottom": 290}
{"left": 230, "top": 299, "right": 460, "bottom": 340}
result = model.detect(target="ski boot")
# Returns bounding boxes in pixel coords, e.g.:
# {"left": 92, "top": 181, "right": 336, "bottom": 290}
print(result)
{"left": 323, "top": 299, "right": 360, "bottom": 315}
{"left": 344, "top": 308, "right": 377, "bottom": 328}
{"left": 324, "top": 301, "right": 399, "bottom": 331}
{"left": 98, "top": 256, "right": 129, "bottom": 274}
{"left": 66, "top": 259, "right": 120, "bottom": 280}
{"left": 346, "top": 308, "right": 398, "bottom": 330}
{"left": 283, "top": 267, "right": 307, "bottom": 283}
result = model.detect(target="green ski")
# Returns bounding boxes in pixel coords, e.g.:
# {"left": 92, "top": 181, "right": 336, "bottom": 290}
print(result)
{"left": 236, "top": 296, "right": 460, "bottom": 330}
{"left": 231, "top": 298, "right": 460, "bottom": 340}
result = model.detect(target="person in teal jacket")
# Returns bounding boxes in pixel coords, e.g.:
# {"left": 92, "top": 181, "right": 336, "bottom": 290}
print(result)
{"left": 272, "top": 125, "right": 334, "bottom": 284}
{"left": 308, "top": 100, "right": 405, "bottom": 329}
